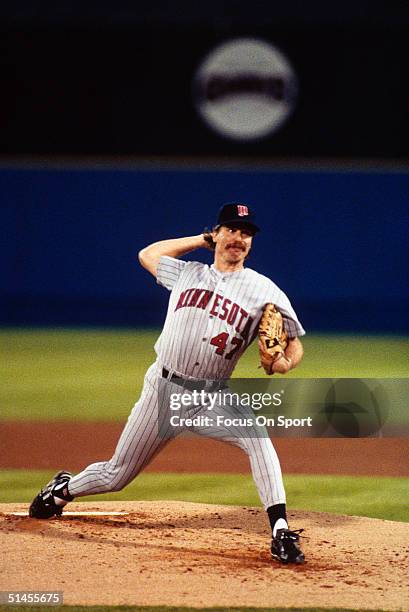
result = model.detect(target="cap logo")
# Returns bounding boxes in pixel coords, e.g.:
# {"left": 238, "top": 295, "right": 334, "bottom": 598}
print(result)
{"left": 237, "top": 205, "right": 249, "bottom": 217}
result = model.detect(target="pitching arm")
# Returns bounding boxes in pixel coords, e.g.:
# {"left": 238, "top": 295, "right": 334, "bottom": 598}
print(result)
{"left": 138, "top": 234, "right": 208, "bottom": 278}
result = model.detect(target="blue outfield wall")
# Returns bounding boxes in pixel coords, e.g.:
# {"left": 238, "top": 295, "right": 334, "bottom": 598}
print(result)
{"left": 1, "top": 165, "right": 408, "bottom": 333}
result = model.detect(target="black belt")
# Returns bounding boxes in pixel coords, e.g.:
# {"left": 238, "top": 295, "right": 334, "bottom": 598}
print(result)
{"left": 162, "top": 367, "right": 223, "bottom": 392}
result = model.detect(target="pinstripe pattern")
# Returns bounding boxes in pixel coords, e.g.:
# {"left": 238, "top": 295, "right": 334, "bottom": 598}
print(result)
{"left": 68, "top": 255, "right": 303, "bottom": 510}
{"left": 69, "top": 362, "right": 285, "bottom": 508}
{"left": 156, "top": 257, "right": 305, "bottom": 379}
{"left": 181, "top": 389, "right": 286, "bottom": 508}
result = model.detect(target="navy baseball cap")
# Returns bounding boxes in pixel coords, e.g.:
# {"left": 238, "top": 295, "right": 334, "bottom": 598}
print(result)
{"left": 216, "top": 203, "right": 260, "bottom": 234}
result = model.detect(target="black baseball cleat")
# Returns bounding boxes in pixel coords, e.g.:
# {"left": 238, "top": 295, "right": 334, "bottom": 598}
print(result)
{"left": 29, "top": 471, "right": 73, "bottom": 519}
{"left": 271, "top": 528, "right": 305, "bottom": 564}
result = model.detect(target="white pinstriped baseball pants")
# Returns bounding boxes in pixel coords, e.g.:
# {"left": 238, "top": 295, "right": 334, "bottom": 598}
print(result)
{"left": 68, "top": 362, "right": 286, "bottom": 510}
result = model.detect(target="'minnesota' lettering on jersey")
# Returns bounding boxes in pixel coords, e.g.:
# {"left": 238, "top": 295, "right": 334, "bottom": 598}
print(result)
{"left": 175, "top": 287, "right": 252, "bottom": 336}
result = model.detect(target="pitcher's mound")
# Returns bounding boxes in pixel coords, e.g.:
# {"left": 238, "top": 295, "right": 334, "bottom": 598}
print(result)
{"left": 0, "top": 501, "right": 408, "bottom": 610}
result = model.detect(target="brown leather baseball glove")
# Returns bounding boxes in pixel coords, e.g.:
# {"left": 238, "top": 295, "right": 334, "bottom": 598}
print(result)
{"left": 258, "top": 303, "right": 288, "bottom": 374}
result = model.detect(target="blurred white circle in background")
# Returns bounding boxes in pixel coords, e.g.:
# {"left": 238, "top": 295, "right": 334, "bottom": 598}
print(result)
{"left": 194, "top": 37, "right": 298, "bottom": 142}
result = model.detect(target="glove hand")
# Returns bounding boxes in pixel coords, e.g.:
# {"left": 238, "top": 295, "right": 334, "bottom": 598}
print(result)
{"left": 258, "top": 303, "right": 288, "bottom": 375}
{"left": 258, "top": 341, "right": 291, "bottom": 375}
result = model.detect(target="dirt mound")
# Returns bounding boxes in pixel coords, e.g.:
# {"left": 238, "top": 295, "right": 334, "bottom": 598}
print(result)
{"left": 0, "top": 501, "right": 408, "bottom": 609}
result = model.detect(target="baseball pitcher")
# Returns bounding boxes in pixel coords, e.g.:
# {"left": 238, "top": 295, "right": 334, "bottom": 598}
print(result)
{"left": 29, "top": 203, "right": 306, "bottom": 564}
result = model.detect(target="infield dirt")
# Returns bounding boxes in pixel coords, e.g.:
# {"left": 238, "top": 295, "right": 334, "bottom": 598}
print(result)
{"left": 1, "top": 421, "right": 408, "bottom": 475}
{"left": 1, "top": 501, "right": 408, "bottom": 610}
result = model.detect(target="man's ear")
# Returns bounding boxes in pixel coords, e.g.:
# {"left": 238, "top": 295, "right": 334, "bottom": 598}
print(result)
{"left": 211, "top": 226, "right": 221, "bottom": 243}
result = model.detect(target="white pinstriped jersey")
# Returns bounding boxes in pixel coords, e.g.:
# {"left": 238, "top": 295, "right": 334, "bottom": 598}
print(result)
{"left": 154, "top": 256, "right": 305, "bottom": 379}
{"left": 68, "top": 253, "right": 297, "bottom": 506}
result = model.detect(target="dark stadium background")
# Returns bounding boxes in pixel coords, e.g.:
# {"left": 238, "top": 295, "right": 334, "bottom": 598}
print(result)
{"left": 1, "top": 1, "right": 408, "bottom": 332}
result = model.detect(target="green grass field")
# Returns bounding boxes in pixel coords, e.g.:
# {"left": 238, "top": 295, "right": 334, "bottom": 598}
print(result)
{"left": 1, "top": 328, "right": 408, "bottom": 421}
{"left": 1, "top": 329, "right": 408, "bottom": 531}
{"left": 1, "top": 470, "right": 408, "bottom": 522}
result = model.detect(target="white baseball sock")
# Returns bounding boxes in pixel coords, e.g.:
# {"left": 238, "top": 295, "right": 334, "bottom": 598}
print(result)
{"left": 273, "top": 518, "right": 289, "bottom": 537}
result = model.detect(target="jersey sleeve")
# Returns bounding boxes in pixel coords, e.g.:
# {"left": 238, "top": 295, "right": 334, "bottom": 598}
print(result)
{"left": 156, "top": 256, "right": 187, "bottom": 290}
{"left": 274, "top": 288, "right": 306, "bottom": 338}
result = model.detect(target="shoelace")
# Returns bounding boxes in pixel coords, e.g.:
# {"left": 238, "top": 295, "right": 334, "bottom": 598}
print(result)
{"left": 278, "top": 528, "right": 305, "bottom": 540}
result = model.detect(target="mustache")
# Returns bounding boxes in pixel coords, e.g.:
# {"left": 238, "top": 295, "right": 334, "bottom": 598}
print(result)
{"left": 226, "top": 242, "right": 246, "bottom": 250}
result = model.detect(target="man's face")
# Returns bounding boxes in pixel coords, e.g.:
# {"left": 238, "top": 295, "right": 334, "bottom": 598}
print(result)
{"left": 212, "top": 224, "right": 254, "bottom": 264}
